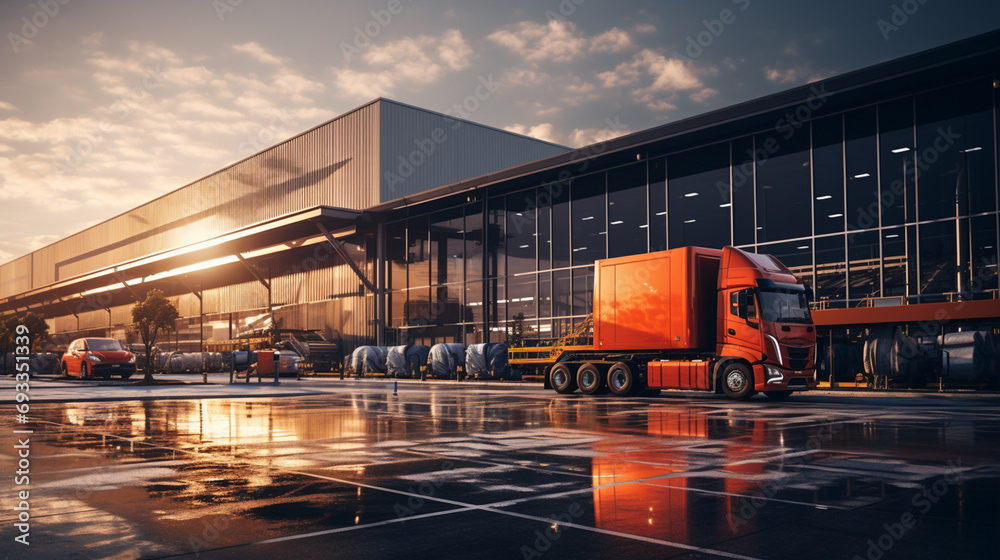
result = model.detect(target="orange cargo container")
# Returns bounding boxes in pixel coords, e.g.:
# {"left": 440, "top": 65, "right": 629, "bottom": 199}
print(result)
{"left": 594, "top": 247, "right": 721, "bottom": 352}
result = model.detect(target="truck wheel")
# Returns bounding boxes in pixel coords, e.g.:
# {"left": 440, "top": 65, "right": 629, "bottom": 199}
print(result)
{"left": 764, "top": 390, "right": 793, "bottom": 401}
{"left": 550, "top": 363, "right": 577, "bottom": 394}
{"left": 722, "top": 363, "right": 755, "bottom": 400}
{"left": 607, "top": 362, "right": 637, "bottom": 396}
{"left": 577, "top": 363, "right": 605, "bottom": 395}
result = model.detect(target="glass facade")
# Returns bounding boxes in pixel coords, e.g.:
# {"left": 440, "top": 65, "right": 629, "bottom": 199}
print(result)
{"left": 385, "top": 76, "right": 999, "bottom": 344}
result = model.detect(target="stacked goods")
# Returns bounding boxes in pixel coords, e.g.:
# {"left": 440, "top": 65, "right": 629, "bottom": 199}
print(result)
{"left": 386, "top": 345, "right": 430, "bottom": 378}
{"left": 428, "top": 343, "right": 465, "bottom": 379}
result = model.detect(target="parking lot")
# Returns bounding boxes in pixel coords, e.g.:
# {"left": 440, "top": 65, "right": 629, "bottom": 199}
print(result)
{"left": 1, "top": 378, "right": 998, "bottom": 559}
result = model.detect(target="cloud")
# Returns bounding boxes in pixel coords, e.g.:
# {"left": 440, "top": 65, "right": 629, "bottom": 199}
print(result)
{"left": 633, "top": 23, "right": 657, "bottom": 34}
{"left": 598, "top": 49, "right": 708, "bottom": 111}
{"left": 504, "top": 122, "right": 633, "bottom": 148}
{"left": 764, "top": 64, "right": 835, "bottom": 85}
{"left": 504, "top": 123, "right": 560, "bottom": 144}
{"left": 330, "top": 30, "right": 472, "bottom": 99}
{"left": 487, "top": 21, "right": 635, "bottom": 63}
{"left": 0, "top": 101, "right": 16, "bottom": 111}
{"left": 0, "top": 38, "right": 335, "bottom": 262}
{"left": 232, "top": 41, "right": 286, "bottom": 65}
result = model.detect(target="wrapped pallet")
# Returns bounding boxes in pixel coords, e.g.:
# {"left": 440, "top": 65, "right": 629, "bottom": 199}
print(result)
{"left": 387, "top": 345, "right": 430, "bottom": 378}
{"left": 350, "top": 346, "right": 389, "bottom": 375}
{"left": 428, "top": 343, "right": 465, "bottom": 379}
{"left": 465, "top": 343, "right": 512, "bottom": 380}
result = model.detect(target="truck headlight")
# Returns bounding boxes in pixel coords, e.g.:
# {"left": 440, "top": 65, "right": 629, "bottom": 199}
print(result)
{"left": 766, "top": 366, "right": 784, "bottom": 384}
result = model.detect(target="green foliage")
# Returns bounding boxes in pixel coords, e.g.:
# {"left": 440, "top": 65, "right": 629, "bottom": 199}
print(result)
{"left": 131, "top": 289, "right": 180, "bottom": 382}
{"left": 0, "top": 312, "right": 50, "bottom": 352}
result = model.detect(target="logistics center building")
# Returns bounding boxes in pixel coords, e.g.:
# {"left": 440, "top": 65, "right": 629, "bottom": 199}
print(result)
{"left": 2, "top": 31, "right": 999, "bottom": 384}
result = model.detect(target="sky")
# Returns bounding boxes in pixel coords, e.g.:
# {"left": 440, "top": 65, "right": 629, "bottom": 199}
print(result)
{"left": 1, "top": 0, "right": 998, "bottom": 264}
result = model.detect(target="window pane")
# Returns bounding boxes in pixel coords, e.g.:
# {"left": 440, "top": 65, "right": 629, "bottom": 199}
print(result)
{"left": 408, "top": 215, "right": 429, "bottom": 289}
{"left": 573, "top": 267, "right": 594, "bottom": 317}
{"left": 608, "top": 163, "right": 647, "bottom": 258}
{"left": 536, "top": 189, "right": 551, "bottom": 271}
{"left": 919, "top": 220, "right": 957, "bottom": 297}
{"left": 430, "top": 208, "right": 463, "bottom": 285}
{"left": 882, "top": 227, "right": 906, "bottom": 297}
{"left": 464, "top": 203, "right": 483, "bottom": 283}
{"left": 387, "top": 221, "right": 407, "bottom": 292}
{"left": 465, "top": 281, "right": 483, "bottom": 324}
{"left": 668, "top": 142, "right": 731, "bottom": 248}
{"left": 845, "top": 106, "right": 878, "bottom": 231}
{"left": 756, "top": 129, "right": 811, "bottom": 242}
{"left": 506, "top": 192, "right": 536, "bottom": 276}
{"left": 815, "top": 235, "right": 846, "bottom": 307}
{"left": 813, "top": 115, "right": 845, "bottom": 235}
{"left": 916, "top": 80, "right": 995, "bottom": 220}
{"left": 732, "top": 137, "right": 755, "bottom": 245}
{"left": 571, "top": 173, "right": 606, "bottom": 266}
{"left": 487, "top": 198, "right": 505, "bottom": 278}
{"left": 538, "top": 271, "right": 552, "bottom": 319}
{"left": 507, "top": 273, "right": 536, "bottom": 320}
{"left": 552, "top": 183, "right": 571, "bottom": 268}
{"left": 648, "top": 158, "right": 667, "bottom": 251}
{"left": 847, "top": 230, "right": 880, "bottom": 301}
{"left": 971, "top": 215, "right": 998, "bottom": 293}
{"left": 552, "top": 269, "right": 572, "bottom": 317}
{"left": 878, "top": 97, "right": 915, "bottom": 226}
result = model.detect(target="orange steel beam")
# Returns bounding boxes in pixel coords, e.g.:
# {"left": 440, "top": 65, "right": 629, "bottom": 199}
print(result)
{"left": 812, "top": 299, "right": 1000, "bottom": 327}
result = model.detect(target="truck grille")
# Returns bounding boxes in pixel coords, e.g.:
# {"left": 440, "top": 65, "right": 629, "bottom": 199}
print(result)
{"left": 787, "top": 346, "right": 811, "bottom": 370}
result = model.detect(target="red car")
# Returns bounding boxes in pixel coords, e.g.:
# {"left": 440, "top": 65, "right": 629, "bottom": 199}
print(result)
{"left": 61, "top": 338, "right": 136, "bottom": 379}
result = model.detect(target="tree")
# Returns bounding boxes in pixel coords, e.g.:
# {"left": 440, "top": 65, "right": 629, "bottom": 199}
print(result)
{"left": 0, "top": 312, "right": 50, "bottom": 375}
{"left": 131, "top": 289, "right": 179, "bottom": 383}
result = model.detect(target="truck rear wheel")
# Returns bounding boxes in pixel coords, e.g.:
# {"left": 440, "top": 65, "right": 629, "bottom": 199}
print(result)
{"left": 550, "top": 363, "right": 577, "bottom": 394}
{"left": 722, "top": 363, "right": 755, "bottom": 400}
{"left": 607, "top": 362, "right": 637, "bottom": 396}
{"left": 577, "top": 363, "right": 605, "bottom": 395}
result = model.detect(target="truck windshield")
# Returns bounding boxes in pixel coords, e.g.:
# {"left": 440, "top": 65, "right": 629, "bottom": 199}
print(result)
{"left": 758, "top": 289, "right": 811, "bottom": 324}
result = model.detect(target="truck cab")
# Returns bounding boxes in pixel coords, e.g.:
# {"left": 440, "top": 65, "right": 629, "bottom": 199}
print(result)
{"left": 718, "top": 247, "right": 817, "bottom": 398}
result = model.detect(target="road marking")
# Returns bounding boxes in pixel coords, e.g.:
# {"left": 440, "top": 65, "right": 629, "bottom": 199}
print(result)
{"left": 255, "top": 507, "right": 476, "bottom": 544}
{"left": 288, "top": 470, "right": 763, "bottom": 560}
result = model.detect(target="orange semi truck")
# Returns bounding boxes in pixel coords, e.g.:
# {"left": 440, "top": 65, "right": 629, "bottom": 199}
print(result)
{"left": 510, "top": 246, "right": 817, "bottom": 400}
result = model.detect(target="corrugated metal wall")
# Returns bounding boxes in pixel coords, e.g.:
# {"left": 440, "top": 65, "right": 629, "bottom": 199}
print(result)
{"left": 378, "top": 100, "right": 569, "bottom": 202}
{"left": 2, "top": 100, "right": 381, "bottom": 295}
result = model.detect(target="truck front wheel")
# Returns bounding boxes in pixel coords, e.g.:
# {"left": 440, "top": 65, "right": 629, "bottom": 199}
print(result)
{"left": 722, "top": 363, "right": 755, "bottom": 400}
{"left": 608, "top": 362, "right": 637, "bottom": 396}
{"left": 550, "top": 363, "right": 577, "bottom": 394}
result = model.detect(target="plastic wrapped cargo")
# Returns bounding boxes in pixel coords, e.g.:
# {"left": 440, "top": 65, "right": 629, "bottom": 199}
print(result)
{"left": 428, "top": 343, "right": 465, "bottom": 379}
{"left": 350, "top": 346, "right": 388, "bottom": 375}
{"left": 465, "top": 343, "right": 513, "bottom": 380}
{"left": 31, "top": 352, "right": 61, "bottom": 376}
{"left": 386, "top": 345, "right": 430, "bottom": 378}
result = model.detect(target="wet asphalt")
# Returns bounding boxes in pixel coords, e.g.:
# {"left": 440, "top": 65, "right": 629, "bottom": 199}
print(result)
{"left": 1, "top": 379, "right": 998, "bottom": 559}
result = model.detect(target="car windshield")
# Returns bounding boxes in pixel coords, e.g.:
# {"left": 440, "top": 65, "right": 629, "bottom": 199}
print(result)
{"left": 87, "top": 339, "right": 123, "bottom": 351}
{"left": 758, "top": 289, "right": 812, "bottom": 324}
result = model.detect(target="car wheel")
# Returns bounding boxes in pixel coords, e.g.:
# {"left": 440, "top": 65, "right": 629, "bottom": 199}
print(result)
{"left": 608, "top": 362, "right": 638, "bottom": 396}
{"left": 577, "top": 363, "right": 605, "bottom": 395}
{"left": 549, "top": 363, "right": 577, "bottom": 394}
{"left": 722, "top": 363, "right": 756, "bottom": 400}
{"left": 81, "top": 362, "right": 89, "bottom": 379}
{"left": 121, "top": 372, "right": 133, "bottom": 380}
{"left": 61, "top": 362, "right": 69, "bottom": 378}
